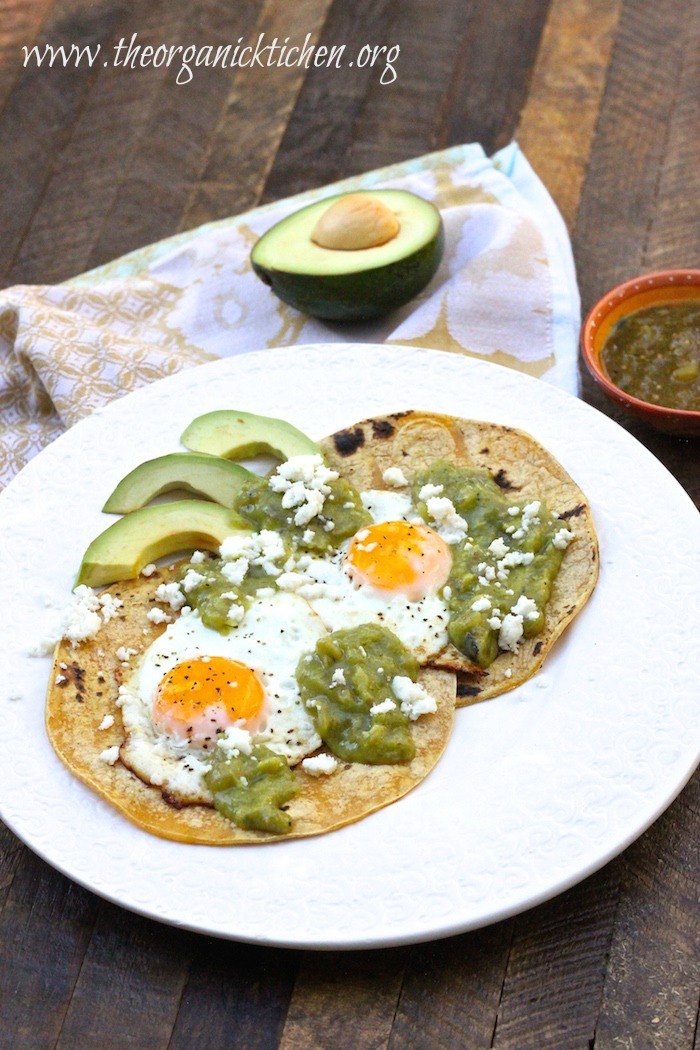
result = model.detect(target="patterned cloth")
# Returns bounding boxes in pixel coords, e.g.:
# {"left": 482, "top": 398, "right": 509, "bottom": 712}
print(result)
{"left": 0, "top": 142, "right": 579, "bottom": 489}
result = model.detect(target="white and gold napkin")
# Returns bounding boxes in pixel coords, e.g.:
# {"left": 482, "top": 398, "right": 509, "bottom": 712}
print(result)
{"left": 0, "top": 142, "right": 579, "bottom": 488}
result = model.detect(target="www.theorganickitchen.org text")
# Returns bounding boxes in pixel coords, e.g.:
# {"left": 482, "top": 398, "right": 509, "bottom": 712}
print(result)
{"left": 22, "top": 33, "right": 401, "bottom": 85}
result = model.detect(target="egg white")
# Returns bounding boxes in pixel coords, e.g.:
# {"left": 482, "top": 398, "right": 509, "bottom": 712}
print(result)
{"left": 276, "top": 490, "right": 452, "bottom": 662}
{"left": 118, "top": 591, "right": 327, "bottom": 804}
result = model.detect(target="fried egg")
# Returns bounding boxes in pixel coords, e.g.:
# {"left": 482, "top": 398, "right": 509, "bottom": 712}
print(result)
{"left": 118, "top": 591, "right": 327, "bottom": 804}
{"left": 276, "top": 490, "right": 453, "bottom": 661}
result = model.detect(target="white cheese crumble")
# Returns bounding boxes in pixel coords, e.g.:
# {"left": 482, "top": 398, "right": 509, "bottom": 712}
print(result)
{"left": 181, "top": 568, "right": 206, "bottom": 593}
{"left": 98, "top": 593, "right": 124, "bottom": 622}
{"left": 99, "top": 745, "right": 120, "bottom": 765}
{"left": 219, "top": 529, "right": 287, "bottom": 587}
{"left": 391, "top": 676, "right": 437, "bottom": 720}
{"left": 146, "top": 607, "right": 171, "bottom": 625}
{"left": 115, "top": 645, "right": 137, "bottom": 663}
{"left": 59, "top": 586, "right": 104, "bottom": 646}
{"left": 331, "top": 667, "right": 346, "bottom": 686}
{"left": 268, "top": 454, "right": 339, "bottom": 527}
{"left": 190, "top": 550, "right": 206, "bottom": 564}
{"left": 419, "top": 483, "right": 444, "bottom": 500}
{"left": 471, "top": 596, "right": 492, "bottom": 612}
{"left": 498, "top": 613, "right": 524, "bottom": 653}
{"left": 382, "top": 466, "right": 409, "bottom": 488}
{"left": 154, "top": 581, "right": 186, "bottom": 611}
{"left": 425, "top": 496, "right": 468, "bottom": 544}
{"left": 217, "top": 726, "right": 253, "bottom": 756}
{"left": 98, "top": 714, "right": 115, "bottom": 730}
{"left": 302, "top": 754, "right": 338, "bottom": 776}
{"left": 488, "top": 537, "right": 509, "bottom": 558}
{"left": 510, "top": 594, "right": 539, "bottom": 621}
{"left": 370, "top": 697, "right": 397, "bottom": 715}
{"left": 141, "top": 563, "right": 157, "bottom": 577}
{"left": 553, "top": 526, "right": 574, "bottom": 549}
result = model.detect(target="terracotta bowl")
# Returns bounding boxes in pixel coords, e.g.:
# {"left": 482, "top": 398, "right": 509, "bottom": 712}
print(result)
{"left": 581, "top": 269, "right": 700, "bottom": 436}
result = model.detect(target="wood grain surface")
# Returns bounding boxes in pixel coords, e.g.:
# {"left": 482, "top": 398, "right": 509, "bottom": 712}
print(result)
{"left": 0, "top": 0, "right": 698, "bottom": 1047}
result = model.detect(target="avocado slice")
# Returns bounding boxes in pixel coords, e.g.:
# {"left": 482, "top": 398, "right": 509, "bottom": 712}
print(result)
{"left": 250, "top": 189, "right": 444, "bottom": 321}
{"left": 102, "top": 452, "right": 254, "bottom": 513}
{"left": 181, "top": 409, "right": 320, "bottom": 461}
{"left": 76, "top": 500, "right": 250, "bottom": 588}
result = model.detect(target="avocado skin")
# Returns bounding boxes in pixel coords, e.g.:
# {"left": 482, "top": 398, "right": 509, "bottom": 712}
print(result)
{"left": 252, "top": 224, "right": 444, "bottom": 322}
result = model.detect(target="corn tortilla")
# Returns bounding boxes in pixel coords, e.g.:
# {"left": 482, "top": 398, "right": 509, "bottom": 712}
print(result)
{"left": 319, "top": 411, "right": 599, "bottom": 705}
{"left": 46, "top": 567, "right": 455, "bottom": 844}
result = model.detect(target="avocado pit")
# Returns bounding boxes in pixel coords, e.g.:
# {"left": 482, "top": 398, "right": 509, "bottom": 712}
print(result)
{"left": 311, "top": 193, "right": 400, "bottom": 251}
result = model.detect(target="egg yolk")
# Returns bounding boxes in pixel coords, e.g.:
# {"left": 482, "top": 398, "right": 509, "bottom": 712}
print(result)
{"left": 345, "top": 520, "right": 452, "bottom": 601}
{"left": 152, "top": 656, "right": 266, "bottom": 746}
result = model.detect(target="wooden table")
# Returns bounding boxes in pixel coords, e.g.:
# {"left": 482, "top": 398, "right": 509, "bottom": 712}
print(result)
{"left": 1, "top": 1, "right": 698, "bottom": 1047}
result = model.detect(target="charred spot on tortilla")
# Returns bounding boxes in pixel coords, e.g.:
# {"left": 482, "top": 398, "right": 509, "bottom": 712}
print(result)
{"left": 560, "top": 503, "right": 586, "bottom": 519}
{"left": 372, "top": 419, "right": 395, "bottom": 439}
{"left": 493, "top": 469, "right": 517, "bottom": 491}
{"left": 457, "top": 680, "right": 482, "bottom": 698}
{"left": 333, "top": 426, "right": 366, "bottom": 456}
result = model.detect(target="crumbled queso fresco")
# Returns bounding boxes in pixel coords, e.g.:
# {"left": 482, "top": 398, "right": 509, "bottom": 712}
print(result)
{"left": 267, "top": 454, "right": 339, "bottom": 527}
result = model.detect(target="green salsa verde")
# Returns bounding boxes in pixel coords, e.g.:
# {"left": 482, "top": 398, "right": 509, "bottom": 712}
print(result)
{"left": 412, "top": 463, "right": 571, "bottom": 668}
{"left": 233, "top": 471, "right": 370, "bottom": 552}
{"left": 296, "top": 623, "right": 420, "bottom": 764}
{"left": 601, "top": 300, "right": 700, "bottom": 411}
{"left": 204, "top": 742, "right": 297, "bottom": 834}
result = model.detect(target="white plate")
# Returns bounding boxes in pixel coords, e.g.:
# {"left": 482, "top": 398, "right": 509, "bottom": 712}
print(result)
{"left": 1, "top": 344, "right": 698, "bottom": 950}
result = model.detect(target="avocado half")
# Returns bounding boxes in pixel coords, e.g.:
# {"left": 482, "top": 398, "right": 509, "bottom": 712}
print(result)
{"left": 250, "top": 190, "right": 444, "bottom": 322}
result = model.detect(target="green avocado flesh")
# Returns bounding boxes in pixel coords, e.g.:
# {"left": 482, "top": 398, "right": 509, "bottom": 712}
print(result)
{"left": 250, "top": 190, "right": 444, "bottom": 321}
{"left": 181, "top": 409, "right": 320, "bottom": 461}
{"left": 296, "top": 623, "right": 419, "bottom": 764}
{"left": 76, "top": 501, "right": 251, "bottom": 587}
{"left": 205, "top": 743, "right": 297, "bottom": 834}
{"left": 413, "top": 463, "right": 569, "bottom": 668}
{"left": 102, "top": 453, "right": 254, "bottom": 513}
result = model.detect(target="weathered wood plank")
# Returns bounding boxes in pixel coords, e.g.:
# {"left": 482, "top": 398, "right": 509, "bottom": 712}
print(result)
{"left": 261, "top": 0, "right": 399, "bottom": 200}
{"left": 574, "top": 0, "right": 700, "bottom": 504}
{"left": 0, "top": 0, "right": 126, "bottom": 282}
{"left": 169, "top": 939, "right": 298, "bottom": 1050}
{"left": 85, "top": 0, "right": 268, "bottom": 270}
{"left": 263, "top": 0, "right": 552, "bottom": 202}
{"left": 334, "top": 0, "right": 474, "bottom": 175}
{"left": 573, "top": 0, "right": 689, "bottom": 310}
{"left": 54, "top": 904, "right": 191, "bottom": 1050}
{"left": 515, "top": 0, "right": 623, "bottom": 229}
{"left": 643, "top": 0, "right": 700, "bottom": 272}
{"left": 4, "top": 0, "right": 267, "bottom": 285}
{"left": 436, "top": 0, "right": 552, "bottom": 155}
{"left": 0, "top": 0, "right": 55, "bottom": 112}
{"left": 279, "top": 948, "right": 409, "bottom": 1050}
{"left": 388, "top": 922, "right": 513, "bottom": 1049}
{"left": 491, "top": 867, "right": 620, "bottom": 1049}
{"left": 594, "top": 774, "right": 700, "bottom": 1050}
{"left": 0, "top": 822, "right": 23, "bottom": 915}
{"left": 0, "top": 852, "right": 97, "bottom": 1050}
{"left": 181, "top": 0, "right": 333, "bottom": 229}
